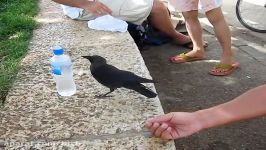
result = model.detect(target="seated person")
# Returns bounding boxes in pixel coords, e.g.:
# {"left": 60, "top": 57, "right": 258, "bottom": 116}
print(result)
{"left": 52, "top": 0, "right": 194, "bottom": 47}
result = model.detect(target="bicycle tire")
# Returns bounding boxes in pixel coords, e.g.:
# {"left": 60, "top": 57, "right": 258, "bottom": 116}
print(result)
{"left": 236, "top": 0, "right": 266, "bottom": 33}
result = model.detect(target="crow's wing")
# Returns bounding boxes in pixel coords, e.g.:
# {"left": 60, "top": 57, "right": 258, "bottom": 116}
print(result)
{"left": 91, "top": 64, "right": 154, "bottom": 88}
{"left": 102, "top": 65, "right": 155, "bottom": 83}
{"left": 91, "top": 64, "right": 127, "bottom": 88}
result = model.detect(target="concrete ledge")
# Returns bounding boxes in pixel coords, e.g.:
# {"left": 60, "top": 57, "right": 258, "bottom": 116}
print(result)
{"left": 0, "top": 0, "right": 175, "bottom": 149}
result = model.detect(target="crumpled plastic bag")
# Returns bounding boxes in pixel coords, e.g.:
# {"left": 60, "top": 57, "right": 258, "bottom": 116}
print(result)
{"left": 61, "top": 5, "right": 83, "bottom": 19}
{"left": 87, "top": 15, "right": 128, "bottom": 32}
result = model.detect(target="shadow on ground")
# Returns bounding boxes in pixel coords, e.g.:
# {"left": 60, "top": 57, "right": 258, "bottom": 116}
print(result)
{"left": 141, "top": 32, "right": 266, "bottom": 150}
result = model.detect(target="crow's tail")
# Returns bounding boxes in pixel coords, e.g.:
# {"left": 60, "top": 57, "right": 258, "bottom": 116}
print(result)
{"left": 125, "top": 83, "right": 157, "bottom": 98}
{"left": 137, "top": 77, "right": 157, "bottom": 83}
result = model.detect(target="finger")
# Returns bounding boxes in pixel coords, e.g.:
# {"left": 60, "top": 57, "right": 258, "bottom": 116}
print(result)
{"left": 96, "top": 10, "right": 102, "bottom": 14}
{"left": 99, "top": 9, "right": 109, "bottom": 15}
{"left": 150, "top": 122, "right": 160, "bottom": 134}
{"left": 98, "top": 11, "right": 107, "bottom": 15}
{"left": 147, "top": 113, "right": 174, "bottom": 123}
{"left": 154, "top": 123, "right": 169, "bottom": 137}
{"left": 96, "top": 12, "right": 103, "bottom": 16}
{"left": 144, "top": 121, "right": 153, "bottom": 128}
{"left": 160, "top": 127, "right": 174, "bottom": 140}
{"left": 169, "top": 127, "right": 180, "bottom": 139}
{"left": 96, "top": 10, "right": 107, "bottom": 16}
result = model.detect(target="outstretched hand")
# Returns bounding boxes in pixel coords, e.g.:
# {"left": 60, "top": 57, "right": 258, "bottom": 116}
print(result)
{"left": 145, "top": 85, "right": 266, "bottom": 140}
{"left": 145, "top": 112, "right": 203, "bottom": 140}
{"left": 84, "top": 0, "right": 112, "bottom": 16}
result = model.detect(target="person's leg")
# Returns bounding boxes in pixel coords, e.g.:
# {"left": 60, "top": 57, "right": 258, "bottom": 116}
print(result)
{"left": 181, "top": 10, "right": 205, "bottom": 57}
{"left": 170, "top": 10, "right": 206, "bottom": 63}
{"left": 148, "top": 0, "right": 191, "bottom": 44}
{"left": 205, "top": 7, "right": 234, "bottom": 65}
{"left": 206, "top": 7, "right": 239, "bottom": 76}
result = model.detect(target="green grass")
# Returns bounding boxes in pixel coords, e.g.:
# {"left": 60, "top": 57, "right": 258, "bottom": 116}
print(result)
{"left": 0, "top": 0, "right": 38, "bottom": 104}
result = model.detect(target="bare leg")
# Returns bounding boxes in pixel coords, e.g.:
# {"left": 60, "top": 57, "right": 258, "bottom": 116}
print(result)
{"left": 149, "top": 0, "right": 191, "bottom": 44}
{"left": 206, "top": 7, "right": 234, "bottom": 65}
{"left": 181, "top": 10, "right": 205, "bottom": 58}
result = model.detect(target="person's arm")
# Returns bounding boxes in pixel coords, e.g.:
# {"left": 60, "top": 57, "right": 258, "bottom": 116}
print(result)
{"left": 196, "top": 84, "right": 266, "bottom": 130}
{"left": 145, "top": 84, "right": 266, "bottom": 139}
{"left": 52, "top": 0, "right": 90, "bottom": 8}
{"left": 52, "top": 0, "right": 112, "bottom": 16}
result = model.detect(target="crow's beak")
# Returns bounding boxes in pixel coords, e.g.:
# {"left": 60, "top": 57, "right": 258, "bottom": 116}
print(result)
{"left": 82, "top": 56, "right": 89, "bottom": 59}
{"left": 82, "top": 56, "right": 92, "bottom": 62}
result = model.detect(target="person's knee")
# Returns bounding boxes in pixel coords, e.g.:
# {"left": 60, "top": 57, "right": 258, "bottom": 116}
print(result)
{"left": 206, "top": 8, "right": 225, "bottom": 25}
{"left": 182, "top": 11, "right": 198, "bottom": 21}
{"left": 151, "top": 0, "right": 168, "bottom": 14}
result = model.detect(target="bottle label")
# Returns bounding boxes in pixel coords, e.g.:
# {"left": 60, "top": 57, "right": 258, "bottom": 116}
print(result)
{"left": 52, "top": 65, "right": 62, "bottom": 75}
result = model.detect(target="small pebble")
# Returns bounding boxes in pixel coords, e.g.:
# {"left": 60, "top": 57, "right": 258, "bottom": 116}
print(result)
{"left": 78, "top": 70, "right": 86, "bottom": 76}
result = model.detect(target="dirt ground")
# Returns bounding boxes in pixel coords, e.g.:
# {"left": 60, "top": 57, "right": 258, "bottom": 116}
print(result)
{"left": 140, "top": 32, "right": 266, "bottom": 150}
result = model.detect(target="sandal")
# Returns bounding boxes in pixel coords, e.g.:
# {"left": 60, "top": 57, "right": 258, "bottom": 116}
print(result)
{"left": 170, "top": 53, "right": 206, "bottom": 64}
{"left": 209, "top": 62, "right": 240, "bottom": 76}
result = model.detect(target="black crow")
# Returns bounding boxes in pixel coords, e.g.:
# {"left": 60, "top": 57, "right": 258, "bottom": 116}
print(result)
{"left": 82, "top": 55, "right": 157, "bottom": 98}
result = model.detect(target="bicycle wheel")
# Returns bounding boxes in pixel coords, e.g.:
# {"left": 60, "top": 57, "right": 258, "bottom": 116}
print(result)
{"left": 236, "top": 0, "right": 266, "bottom": 33}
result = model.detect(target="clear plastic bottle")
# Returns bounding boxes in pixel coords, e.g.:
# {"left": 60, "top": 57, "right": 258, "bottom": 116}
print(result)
{"left": 50, "top": 46, "right": 76, "bottom": 96}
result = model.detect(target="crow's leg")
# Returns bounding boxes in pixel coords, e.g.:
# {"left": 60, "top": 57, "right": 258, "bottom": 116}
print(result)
{"left": 102, "top": 88, "right": 115, "bottom": 97}
{"left": 95, "top": 88, "right": 115, "bottom": 98}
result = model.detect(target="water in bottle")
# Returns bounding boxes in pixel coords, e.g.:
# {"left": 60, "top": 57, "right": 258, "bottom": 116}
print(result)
{"left": 50, "top": 46, "right": 76, "bottom": 96}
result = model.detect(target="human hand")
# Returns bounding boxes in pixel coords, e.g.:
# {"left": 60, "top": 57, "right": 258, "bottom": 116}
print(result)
{"left": 84, "top": 0, "right": 112, "bottom": 16}
{"left": 145, "top": 112, "right": 203, "bottom": 140}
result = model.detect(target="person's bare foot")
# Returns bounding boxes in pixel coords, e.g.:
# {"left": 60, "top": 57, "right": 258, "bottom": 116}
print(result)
{"left": 184, "top": 49, "right": 206, "bottom": 58}
{"left": 209, "top": 62, "right": 239, "bottom": 76}
{"left": 172, "top": 34, "right": 208, "bottom": 49}
{"left": 220, "top": 51, "right": 234, "bottom": 65}
{"left": 209, "top": 51, "right": 239, "bottom": 76}
{"left": 173, "top": 34, "right": 191, "bottom": 45}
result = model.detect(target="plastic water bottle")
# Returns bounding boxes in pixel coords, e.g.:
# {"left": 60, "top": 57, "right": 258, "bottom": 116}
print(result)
{"left": 50, "top": 46, "right": 76, "bottom": 96}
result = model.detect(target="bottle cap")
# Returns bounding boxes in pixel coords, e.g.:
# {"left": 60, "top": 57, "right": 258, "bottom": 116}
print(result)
{"left": 53, "top": 46, "right": 64, "bottom": 55}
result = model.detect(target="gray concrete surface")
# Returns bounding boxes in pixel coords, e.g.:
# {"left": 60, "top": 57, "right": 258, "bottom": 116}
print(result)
{"left": 222, "top": 0, "right": 266, "bottom": 41}
{"left": 140, "top": 4, "right": 266, "bottom": 149}
{"left": 142, "top": 32, "right": 266, "bottom": 149}
{"left": 0, "top": 0, "right": 175, "bottom": 149}
{"left": 199, "top": 0, "right": 266, "bottom": 65}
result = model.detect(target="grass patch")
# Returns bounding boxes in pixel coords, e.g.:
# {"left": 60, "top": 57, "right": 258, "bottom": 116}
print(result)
{"left": 0, "top": 0, "right": 38, "bottom": 104}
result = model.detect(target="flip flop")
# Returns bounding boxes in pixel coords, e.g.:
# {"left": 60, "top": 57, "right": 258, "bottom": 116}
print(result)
{"left": 209, "top": 62, "right": 240, "bottom": 76}
{"left": 170, "top": 53, "right": 206, "bottom": 64}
